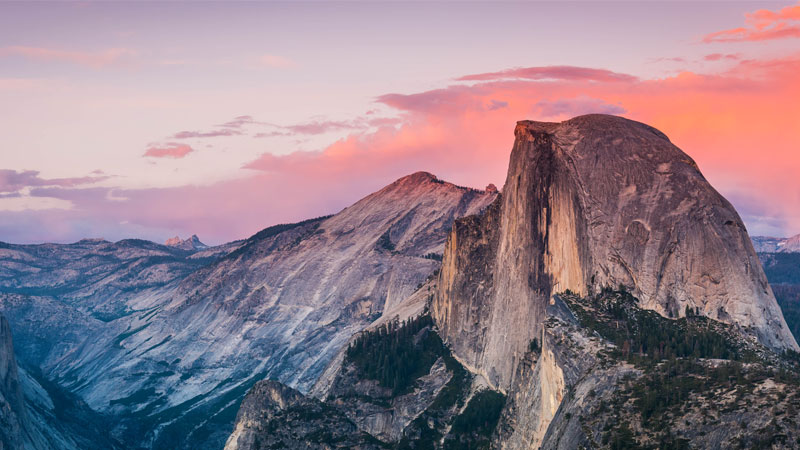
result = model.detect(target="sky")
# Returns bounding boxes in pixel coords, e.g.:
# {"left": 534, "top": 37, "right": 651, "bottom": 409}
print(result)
{"left": 1, "top": 1, "right": 799, "bottom": 245}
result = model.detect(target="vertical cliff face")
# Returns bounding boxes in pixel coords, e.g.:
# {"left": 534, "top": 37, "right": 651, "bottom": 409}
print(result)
{"left": 0, "top": 314, "right": 120, "bottom": 450}
{"left": 433, "top": 114, "right": 797, "bottom": 391}
{"left": 0, "top": 315, "right": 28, "bottom": 450}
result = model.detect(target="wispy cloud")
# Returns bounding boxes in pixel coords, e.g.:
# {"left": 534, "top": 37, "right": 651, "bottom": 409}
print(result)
{"left": 254, "top": 131, "right": 292, "bottom": 138}
{"left": 217, "top": 115, "right": 263, "bottom": 129}
{"left": 170, "top": 129, "right": 243, "bottom": 139}
{"left": 703, "top": 2, "right": 800, "bottom": 43}
{"left": 704, "top": 53, "right": 741, "bottom": 61}
{"left": 284, "top": 120, "right": 360, "bottom": 135}
{"left": 456, "top": 65, "right": 638, "bottom": 83}
{"left": 0, "top": 46, "right": 136, "bottom": 68}
{"left": 143, "top": 143, "right": 194, "bottom": 158}
{"left": 0, "top": 169, "right": 109, "bottom": 194}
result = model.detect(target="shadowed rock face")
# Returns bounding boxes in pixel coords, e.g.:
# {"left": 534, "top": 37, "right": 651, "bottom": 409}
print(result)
{"left": 0, "top": 315, "right": 28, "bottom": 450}
{"left": 433, "top": 114, "right": 797, "bottom": 391}
{"left": 0, "top": 315, "right": 119, "bottom": 450}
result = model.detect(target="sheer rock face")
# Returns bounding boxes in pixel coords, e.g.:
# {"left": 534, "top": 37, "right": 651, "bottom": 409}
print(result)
{"left": 0, "top": 315, "right": 117, "bottom": 450}
{"left": 0, "top": 315, "right": 27, "bottom": 450}
{"left": 433, "top": 114, "right": 797, "bottom": 391}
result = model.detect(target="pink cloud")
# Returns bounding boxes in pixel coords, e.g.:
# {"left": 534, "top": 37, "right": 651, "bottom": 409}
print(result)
{"left": 143, "top": 143, "right": 194, "bottom": 158}
{"left": 704, "top": 53, "right": 741, "bottom": 61}
{"left": 703, "top": 2, "right": 800, "bottom": 42}
{"left": 748, "top": 2, "right": 800, "bottom": 26}
{"left": 0, "top": 46, "right": 135, "bottom": 68}
{"left": 456, "top": 65, "right": 638, "bottom": 83}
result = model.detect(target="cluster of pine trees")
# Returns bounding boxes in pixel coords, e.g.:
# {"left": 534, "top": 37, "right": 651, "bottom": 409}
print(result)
{"left": 445, "top": 389, "right": 506, "bottom": 450}
{"left": 346, "top": 314, "right": 444, "bottom": 395}
{"left": 569, "top": 289, "right": 742, "bottom": 365}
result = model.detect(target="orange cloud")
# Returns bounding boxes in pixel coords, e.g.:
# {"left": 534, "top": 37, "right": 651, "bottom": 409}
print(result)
{"left": 10, "top": 57, "right": 800, "bottom": 243}
{"left": 703, "top": 2, "right": 800, "bottom": 42}
{"left": 241, "top": 57, "right": 800, "bottom": 237}
{"left": 0, "top": 46, "right": 135, "bottom": 68}
{"left": 143, "top": 143, "right": 194, "bottom": 158}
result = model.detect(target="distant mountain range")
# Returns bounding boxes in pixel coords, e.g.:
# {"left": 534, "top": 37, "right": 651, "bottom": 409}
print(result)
{"left": 752, "top": 233, "right": 800, "bottom": 253}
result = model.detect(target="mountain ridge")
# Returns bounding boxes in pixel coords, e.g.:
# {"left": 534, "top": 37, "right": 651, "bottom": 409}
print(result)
{"left": 0, "top": 171, "right": 497, "bottom": 449}
{"left": 752, "top": 233, "right": 800, "bottom": 253}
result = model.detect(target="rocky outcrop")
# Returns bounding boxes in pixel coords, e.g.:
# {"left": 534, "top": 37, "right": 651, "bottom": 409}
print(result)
{"left": 224, "top": 380, "right": 381, "bottom": 450}
{"left": 433, "top": 114, "right": 797, "bottom": 394}
{"left": 324, "top": 356, "right": 452, "bottom": 442}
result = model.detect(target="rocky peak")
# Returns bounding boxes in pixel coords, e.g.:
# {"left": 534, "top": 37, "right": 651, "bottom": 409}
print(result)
{"left": 164, "top": 234, "right": 208, "bottom": 251}
{"left": 433, "top": 114, "right": 797, "bottom": 391}
{"left": 784, "top": 233, "right": 800, "bottom": 252}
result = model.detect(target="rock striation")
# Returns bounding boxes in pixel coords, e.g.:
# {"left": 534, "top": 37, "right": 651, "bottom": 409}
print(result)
{"left": 432, "top": 114, "right": 797, "bottom": 393}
